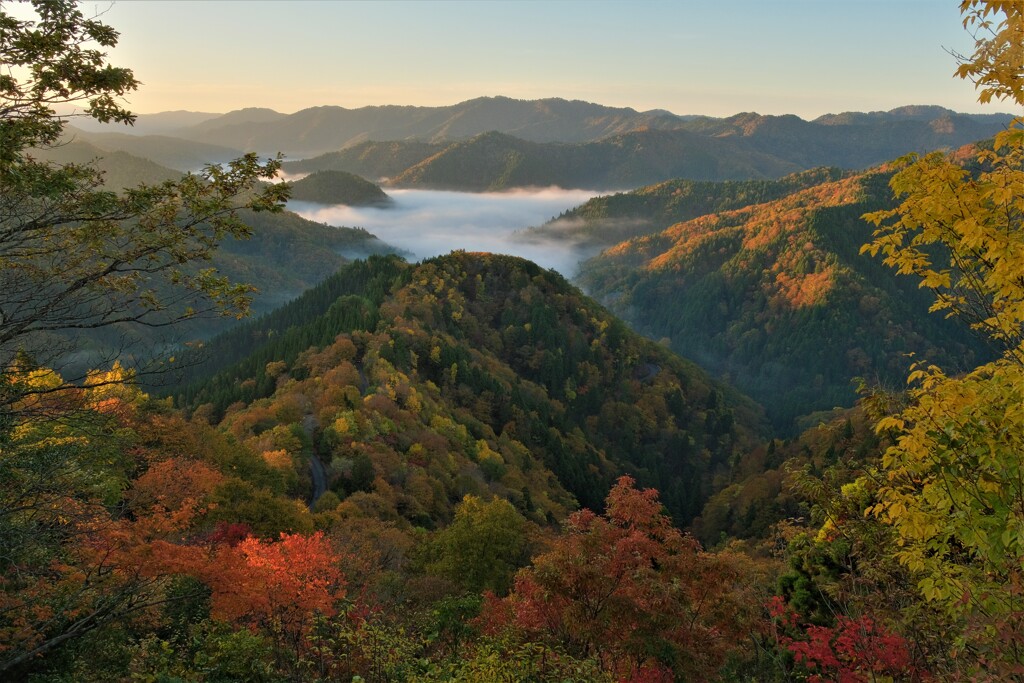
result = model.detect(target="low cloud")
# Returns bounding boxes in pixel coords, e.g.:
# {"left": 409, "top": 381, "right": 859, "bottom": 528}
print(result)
{"left": 288, "top": 187, "right": 602, "bottom": 276}
{"left": 518, "top": 215, "right": 656, "bottom": 248}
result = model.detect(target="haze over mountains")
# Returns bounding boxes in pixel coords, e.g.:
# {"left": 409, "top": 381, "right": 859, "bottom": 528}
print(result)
{"left": 61, "top": 97, "right": 1014, "bottom": 196}
{"left": 45, "top": 95, "right": 1009, "bottom": 426}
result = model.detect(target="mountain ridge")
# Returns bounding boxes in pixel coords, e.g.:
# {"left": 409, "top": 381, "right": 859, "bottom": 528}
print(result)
{"left": 152, "top": 97, "right": 1014, "bottom": 161}
{"left": 574, "top": 167, "right": 996, "bottom": 430}
{"left": 173, "top": 251, "right": 767, "bottom": 524}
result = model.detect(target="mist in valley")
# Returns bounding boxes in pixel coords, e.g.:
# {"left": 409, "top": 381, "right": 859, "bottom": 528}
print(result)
{"left": 288, "top": 187, "right": 603, "bottom": 276}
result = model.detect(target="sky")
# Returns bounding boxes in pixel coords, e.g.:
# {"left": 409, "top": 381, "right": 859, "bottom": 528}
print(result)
{"left": 69, "top": 0, "right": 1015, "bottom": 120}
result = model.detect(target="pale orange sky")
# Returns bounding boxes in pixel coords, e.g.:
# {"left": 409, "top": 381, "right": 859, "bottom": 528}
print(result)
{"left": 75, "top": 0, "right": 1016, "bottom": 118}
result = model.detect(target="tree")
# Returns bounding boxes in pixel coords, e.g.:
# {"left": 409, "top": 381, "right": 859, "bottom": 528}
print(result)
{"left": 425, "top": 494, "right": 529, "bottom": 593}
{"left": 860, "top": 0, "right": 1024, "bottom": 672}
{"left": 481, "top": 477, "right": 757, "bottom": 681}
{"left": 0, "top": 0, "right": 288, "bottom": 422}
{"left": 0, "top": 378, "right": 219, "bottom": 675}
{"left": 0, "top": 1, "right": 290, "bottom": 673}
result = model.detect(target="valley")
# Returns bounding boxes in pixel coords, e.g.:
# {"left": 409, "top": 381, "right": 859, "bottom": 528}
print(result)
{"left": 3, "top": 1, "right": 1022, "bottom": 680}
{"left": 287, "top": 187, "right": 601, "bottom": 274}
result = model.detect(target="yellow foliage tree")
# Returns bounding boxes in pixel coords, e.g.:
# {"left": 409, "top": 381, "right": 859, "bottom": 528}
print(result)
{"left": 860, "top": 0, "right": 1024, "bottom": 666}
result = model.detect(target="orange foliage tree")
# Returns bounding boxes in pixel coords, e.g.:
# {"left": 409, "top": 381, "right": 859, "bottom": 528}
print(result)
{"left": 198, "top": 531, "right": 347, "bottom": 662}
{"left": 481, "top": 476, "right": 760, "bottom": 681}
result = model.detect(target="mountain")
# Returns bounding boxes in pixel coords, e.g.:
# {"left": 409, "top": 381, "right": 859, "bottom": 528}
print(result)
{"left": 29, "top": 138, "right": 183, "bottom": 189}
{"left": 174, "top": 252, "right": 767, "bottom": 525}
{"left": 523, "top": 167, "right": 846, "bottom": 247}
{"left": 27, "top": 141, "right": 396, "bottom": 372}
{"left": 65, "top": 109, "right": 222, "bottom": 135}
{"left": 272, "top": 107, "right": 1013, "bottom": 192}
{"left": 284, "top": 129, "right": 801, "bottom": 191}
{"left": 391, "top": 129, "right": 803, "bottom": 190}
{"left": 677, "top": 110, "right": 1011, "bottom": 168}
{"left": 63, "top": 126, "right": 245, "bottom": 171}
{"left": 812, "top": 104, "right": 1014, "bottom": 126}
{"left": 176, "top": 96, "right": 690, "bottom": 157}
{"left": 282, "top": 139, "right": 445, "bottom": 180}
{"left": 574, "top": 168, "right": 995, "bottom": 431}
{"left": 181, "top": 107, "right": 290, "bottom": 142}
{"left": 287, "top": 170, "right": 392, "bottom": 206}
{"left": 165, "top": 97, "right": 1014, "bottom": 177}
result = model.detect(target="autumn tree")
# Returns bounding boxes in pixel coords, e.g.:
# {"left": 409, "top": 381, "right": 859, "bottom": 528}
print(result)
{"left": 0, "top": 375, "right": 218, "bottom": 674}
{"left": 0, "top": 0, "right": 288, "bottom": 422}
{"left": 425, "top": 494, "right": 530, "bottom": 593}
{"left": 0, "top": 0, "right": 289, "bottom": 673}
{"left": 860, "top": 0, "right": 1024, "bottom": 672}
{"left": 205, "top": 532, "right": 346, "bottom": 660}
{"left": 482, "top": 476, "right": 758, "bottom": 681}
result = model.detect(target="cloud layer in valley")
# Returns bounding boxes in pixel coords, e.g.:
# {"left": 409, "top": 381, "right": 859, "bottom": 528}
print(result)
{"left": 288, "top": 188, "right": 602, "bottom": 276}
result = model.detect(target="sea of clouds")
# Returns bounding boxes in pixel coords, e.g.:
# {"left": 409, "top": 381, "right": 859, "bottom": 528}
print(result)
{"left": 287, "top": 187, "right": 603, "bottom": 276}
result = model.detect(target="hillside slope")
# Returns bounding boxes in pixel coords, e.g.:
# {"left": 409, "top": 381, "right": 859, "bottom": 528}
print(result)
{"left": 287, "top": 170, "right": 392, "bottom": 205}
{"left": 524, "top": 167, "right": 846, "bottom": 247}
{"left": 175, "top": 253, "right": 766, "bottom": 524}
{"left": 575, "top": 168, "right": 994, "bottom": 430}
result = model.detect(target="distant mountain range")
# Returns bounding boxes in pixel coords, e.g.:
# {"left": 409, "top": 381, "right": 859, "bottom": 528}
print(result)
{"left": 68, "top": 109, "right": 222, "bottom": 135}
{"left": 61, "top": 126, "right": 244, "bottom": 171}
{"left": 262, "top": 102, "right": 1010, "bottom": 191}
{"left": 676, "top": 109, "right": 1005, "bottom": 169}
{"left": 92, "top": 97, "right": 693, "bottom": 153}
{"left": 277, "top": 105, "right": 1005, "bottom": 190}
{"left": 284, "top": 129, "right": 801, "bottom": 190}
{"left": 68, "top": 97, "right": 1014, "bottom": 174}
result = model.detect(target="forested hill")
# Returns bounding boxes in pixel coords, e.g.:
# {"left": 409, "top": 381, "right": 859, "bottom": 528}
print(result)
{"left": 575, "top": 168, "right": 995, "bottom": 431}
{"left": 173, "top": 252, "right": 765, "bottom": 525}
{"left": 283, "top": 129, "right": 801, "bottom": 190}
{"left": 524, "top": 167, "right": 847, "bottom": 247}
{"left": 287, "top": 170, "right": 392, "bottom": 205}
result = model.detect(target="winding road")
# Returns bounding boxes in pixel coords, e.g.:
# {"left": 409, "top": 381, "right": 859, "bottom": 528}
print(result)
{"left": 302, "top": 414, "right": 328, "bottom": 510}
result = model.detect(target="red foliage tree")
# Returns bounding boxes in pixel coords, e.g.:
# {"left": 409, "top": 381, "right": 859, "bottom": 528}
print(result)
{"left": 203, "top": 531, "right": 346, "bottom": 657}
{"left": 481, "top": 476, "right": 753, "bottom": 681}
{"left": 768, "top": 596, "right": 917, "bottom": 682}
